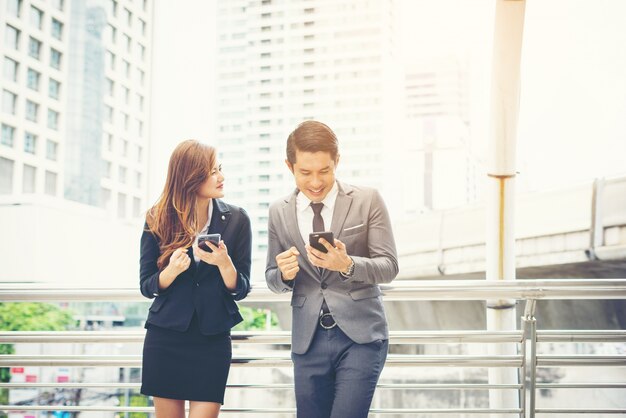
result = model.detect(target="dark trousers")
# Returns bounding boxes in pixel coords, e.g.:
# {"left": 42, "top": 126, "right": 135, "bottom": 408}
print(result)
{"left": 292, "top": 323, "right": 388, "bottom": 418}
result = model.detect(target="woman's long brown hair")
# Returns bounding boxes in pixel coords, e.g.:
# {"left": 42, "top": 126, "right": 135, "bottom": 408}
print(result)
{"left": 146, "top": 140, "right": 216, "bottom": 269}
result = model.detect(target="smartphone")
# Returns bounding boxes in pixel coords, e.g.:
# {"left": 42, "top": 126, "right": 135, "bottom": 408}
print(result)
{"left": 197, "top": 233, "right": 221, "bottom": 252}
{"left": 309, "top": 231, "right": 334, "bottom": 253}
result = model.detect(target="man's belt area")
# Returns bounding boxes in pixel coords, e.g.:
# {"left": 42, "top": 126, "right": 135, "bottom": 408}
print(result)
{"left": 319, "top": 300, "right": 336, "bottom": 329}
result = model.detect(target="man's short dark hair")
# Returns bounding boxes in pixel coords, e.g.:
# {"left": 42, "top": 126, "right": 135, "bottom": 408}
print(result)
{"left": 286, "top": 120, "right": 339, "bottom": 164}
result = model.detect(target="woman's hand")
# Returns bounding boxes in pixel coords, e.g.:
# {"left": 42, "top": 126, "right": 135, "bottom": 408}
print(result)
{"left": 166, "top": 247, "right": 191, "bottom": 276}
{"left": 193, "top": 240, "right": 232, "bottom": 269}
{"left": 194, "top": 241, "right": 238, "bottom": 291}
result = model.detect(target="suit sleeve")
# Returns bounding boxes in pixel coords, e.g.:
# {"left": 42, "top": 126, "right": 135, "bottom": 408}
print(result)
{"left": 341, "top": 190, "right": 399, "bottom": 284}
{"left": 265, "top": 205, "right": 294, "bottom": 294}
{"left": 139, "top": 223, "right": 168, "bottom": 299}
{"left": 225, "top": 207, "right": 252, "bottom": 301}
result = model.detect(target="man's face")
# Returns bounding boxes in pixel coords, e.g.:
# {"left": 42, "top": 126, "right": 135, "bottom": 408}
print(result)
{"left": 286, "top": 150, "right": 339, "bottom": 202}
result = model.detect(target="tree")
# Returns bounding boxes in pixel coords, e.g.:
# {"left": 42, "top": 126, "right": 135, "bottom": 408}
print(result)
{"left": 0, "top": 303, "right": 75, "bottom": 418}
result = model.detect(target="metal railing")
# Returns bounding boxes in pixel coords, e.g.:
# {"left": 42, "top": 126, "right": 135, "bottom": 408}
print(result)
{"left": 1, "top": 279, "right": 625, "bottom": 416}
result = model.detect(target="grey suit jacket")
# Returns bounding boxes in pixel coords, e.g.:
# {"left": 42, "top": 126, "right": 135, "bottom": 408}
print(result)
{"left": 265, "top": 181, "right": 399, "bottom": 354}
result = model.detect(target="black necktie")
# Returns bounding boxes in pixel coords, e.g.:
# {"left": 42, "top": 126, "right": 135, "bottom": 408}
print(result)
{"left": 311, "top": 202, "right": 325, "bottom": 232}
{"left": 311, "top": 202, "right": 330, "bottom": 314}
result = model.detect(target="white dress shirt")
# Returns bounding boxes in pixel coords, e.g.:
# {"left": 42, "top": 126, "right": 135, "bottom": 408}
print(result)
{"left": 295, "top": 181, "right": 339, "bottom": 245}
{"left": 193, "top": 199, "right": 213, "bottom": 264}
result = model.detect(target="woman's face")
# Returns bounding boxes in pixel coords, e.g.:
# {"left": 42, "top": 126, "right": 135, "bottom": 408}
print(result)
{"left": 197, "top": 163, "right": 224, "bottom": 199}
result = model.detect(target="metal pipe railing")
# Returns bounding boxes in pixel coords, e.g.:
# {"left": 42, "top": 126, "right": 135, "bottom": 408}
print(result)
{"left": 2, "top": 279, "right": 626, "bottom": 302}
{"left": 1, "top": 279, "right": 624, "bottom": 416}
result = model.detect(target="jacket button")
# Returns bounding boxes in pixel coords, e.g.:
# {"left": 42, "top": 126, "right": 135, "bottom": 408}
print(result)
{"left": 196, "top": 283, "right": 200, "bottom": 287}
{"left": 321, "top": 282, "right": 328, "bottom": 289}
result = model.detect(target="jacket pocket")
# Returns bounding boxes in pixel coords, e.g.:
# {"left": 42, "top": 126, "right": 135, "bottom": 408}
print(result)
{"left": 342, "top": 223, "right": 366, "bottom": 237}
{"left": 149, "top": 296, "right": 167, "bottom": 312}
{"left": 349, "top": 286, "right": 381, "bottom": 300}
{"left": 291, "top": 295, "right": 307, "bottom": 308}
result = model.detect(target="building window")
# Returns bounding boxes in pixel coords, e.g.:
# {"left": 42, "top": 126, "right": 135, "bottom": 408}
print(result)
{"left": 136, "top": 120, "right": 143, "bottom": 137}
{"left": 104, "top": 105, "right": 113, "bottom": 123}
{"left": 106, "top": 24, "right": 117, "bottom": 43}
{"left": 22, "top": 164, "right": 36, "bottom": 193}
{"left": 135, "top": 171, "right": 141, "bottom": 188}
{"left": 138, "top": 43, "right": 146, "bottom": 61}
{"left": 5, "top": 25, "right": 20, "bottom": 50}
{"left": 105, "top": 50, "right": 115, "bottom": 70}
{"left": 106, "top": 78, "right": 115, "bottom": 96}
{"left": 50, "top": 48, "right": 62, "bottom": 69}
{"left": 123, "top": 113, "right": 129, "bottom": 131}
{"left": 123, "top": 60, "right": 131, "bottom": 78}
{"left": 133, "top": 197, "right": 141, "bottom": 217}
{"left": 136, "top": 145, "right": 143, "bottom": 162}
{"left": 136, "top": 69, "right": 144, "bottom": 86}
{"left": 117, "top": 192, "right": 126, "bottom": 218}
{"left": 118, "top": 166, "right": 126, "bottom": 183}
{"left": 123, "top": 86, "right": 130, "bottom": 104}
{"left": 123, "top": 34, "right": 131, "bottom": 53}
{"left": 51, "top": 0, "right": 64, "bottom": 11}
{"left": 136, "top": 94, "right": 144, "bottom": 111}
{"left": 3, "top": 57, "right": 19, "bottom": 82}
{"left": 47, "top": 109, "right": 59, "bottom": 130}
{"left": 139, "top": 19, "right": 146, "bottom": 36}
{"left": 24, "top": 132, "right": 37, "bottom": 154}
{"left": 0, "top": 157, "right": 14, "bottom": 194}
{"left": 49, "top": 78, "right": 61, "bottom": 99}
{"left": 27, "top": 68, "right": 40, "bottom": 91}
{"left": 105, "top": 133, "right": 113, "bottom": 151}
{"left": 7, "top": 0, "right": 22, "bottom": 17}
{"left": 30, "top": 6, "right": 43, "bottom": 30}
{"left": 102, "top": 160, "right": 111, "bottom": 178}
{"left": 28, "top": 37, "right": 42, "bottom": 59}
{"left": 107, "top": 0, "right": 117, "bottom": 17}
{"left": 121, "top": 138, "right": 128, "bottom": 156}
{"left": 1, "top": 124, "right": 15, "bottom": 147}
{"left": 46, "top": 139, "right": 58, "bottom": 160}
{"left": 45, "top": 170, "right": 57, "bottom": 195}
{"left": 125, "top": 8, "right": 132, "bottom": 27}
{"left": 25, "top": 100, "right": 38, "bottom": 122}
{"left": 51, "top": 19, "right": 63, "bottom": 40}
{"left": 2, "top": 90, "right": 17, "bottom": 115}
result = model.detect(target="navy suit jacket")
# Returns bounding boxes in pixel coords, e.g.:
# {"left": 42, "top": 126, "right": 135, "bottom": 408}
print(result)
{"left": 140, "top": 199, "right": 252, "bottom": 334}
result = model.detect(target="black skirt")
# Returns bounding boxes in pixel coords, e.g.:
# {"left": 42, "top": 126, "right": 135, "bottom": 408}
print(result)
{"left": 141, "top": 314, "right": 232, "bottom": 403}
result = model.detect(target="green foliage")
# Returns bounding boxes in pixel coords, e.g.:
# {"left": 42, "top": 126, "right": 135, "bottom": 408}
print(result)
{"left": 0, "top": 302, "right": 76, "bottom": 416}
{"left": 233, "top": 306, "right": 279, "bottom": 331}
{"left": 116, "top": 392, "right": 149, "bottom": 418}
{"left": 0, "top": 303, "right": 75, "bottom": 332}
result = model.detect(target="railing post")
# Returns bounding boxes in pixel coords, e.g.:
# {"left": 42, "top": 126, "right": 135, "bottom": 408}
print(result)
{"left": 522, "top": 299, "right": 537, "bottom": 418}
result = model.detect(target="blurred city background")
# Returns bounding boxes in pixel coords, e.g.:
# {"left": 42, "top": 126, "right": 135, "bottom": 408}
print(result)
{"left": 0, "top": 0, "right": 625, "bottom": 416}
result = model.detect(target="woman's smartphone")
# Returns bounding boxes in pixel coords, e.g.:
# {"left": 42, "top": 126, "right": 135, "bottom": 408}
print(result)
{"left": 197, "top": 233, "right": 221, "bottom": 252}
{"left": 309, "top": 231, "right": 334, "bottom": 253}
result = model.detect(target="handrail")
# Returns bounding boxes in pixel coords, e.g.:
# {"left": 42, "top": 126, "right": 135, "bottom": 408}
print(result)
{"left": 0, "top": 330, "right": 524, "bottom": 344}
{"left": 1, "top": 279, "right": 626, "bottom": 302}
{"left": 0, "top": 354, "right": 524, "bottom": 368}
{"left": 1, "top": 279, "right": 625, "bottom": 416}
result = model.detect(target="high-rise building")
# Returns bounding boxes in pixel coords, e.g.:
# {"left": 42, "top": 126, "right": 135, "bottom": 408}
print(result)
{"left": 403, "top": 58, "right": 478, "bottom": 212}
{"left": 215, "top": 0, "right": 403, "bottom": 263}
{"left": 0, "top": 0, "right": 153, "bottom": 219}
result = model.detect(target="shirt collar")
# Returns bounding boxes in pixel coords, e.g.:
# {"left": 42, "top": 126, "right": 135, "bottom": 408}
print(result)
{"left": 296, "top": 181, "right": 339, "bottom": 213}
{"left": 199, "top": 199, "right": 213, "bottom": 233}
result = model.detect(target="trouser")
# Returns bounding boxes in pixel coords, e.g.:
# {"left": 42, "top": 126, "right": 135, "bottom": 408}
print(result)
{"left": 292, "top": 323, "right": 388, "bottom": 418}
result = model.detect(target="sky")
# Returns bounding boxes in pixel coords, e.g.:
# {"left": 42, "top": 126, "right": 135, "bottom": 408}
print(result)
{"left": 149, "top": 0, "right": 626, "bottom": 203}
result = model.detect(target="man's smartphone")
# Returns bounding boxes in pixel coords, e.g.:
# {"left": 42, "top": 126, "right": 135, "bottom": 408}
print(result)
{"left": 309, "top": 231, "right": 334, "bottom": 253}
{"left": 197, "top": 233, "right": 221, "bottom": 252}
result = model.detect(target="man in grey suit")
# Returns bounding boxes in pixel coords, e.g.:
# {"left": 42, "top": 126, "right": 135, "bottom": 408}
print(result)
{"left": 266, "top": 120, "right": 399, "bottom": 418}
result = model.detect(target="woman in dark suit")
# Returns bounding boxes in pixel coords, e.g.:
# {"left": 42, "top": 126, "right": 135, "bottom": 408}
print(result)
{"left": 139, "top": 140, "right": 251, "bottom": 418}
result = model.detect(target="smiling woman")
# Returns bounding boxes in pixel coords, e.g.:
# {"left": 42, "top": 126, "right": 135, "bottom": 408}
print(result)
{"left": 139, "top": 139, "right": 252, "bottom": 418}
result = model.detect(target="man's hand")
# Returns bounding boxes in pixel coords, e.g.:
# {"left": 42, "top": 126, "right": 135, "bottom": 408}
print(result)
{"left": 306, "top": 239, "right": 352, "bottom": 273}
{"left": 276, "top": 247, "right": 300, "bottom": 281}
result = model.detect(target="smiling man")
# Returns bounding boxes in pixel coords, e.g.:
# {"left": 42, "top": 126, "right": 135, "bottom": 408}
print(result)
{"left": 265, "top": 120, "right": 399, "bottom": 418}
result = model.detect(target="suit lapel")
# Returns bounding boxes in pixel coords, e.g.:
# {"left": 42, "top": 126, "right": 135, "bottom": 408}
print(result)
{"left": 323, "top": 182, "right": 354, "bottom": 281}
{"left": 283, "top": 190, "right": 321, "bottom": 282}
